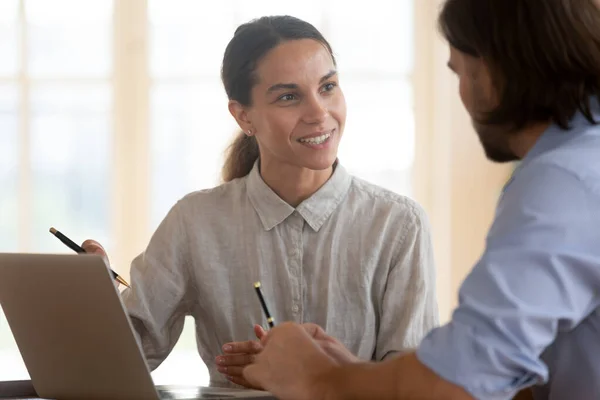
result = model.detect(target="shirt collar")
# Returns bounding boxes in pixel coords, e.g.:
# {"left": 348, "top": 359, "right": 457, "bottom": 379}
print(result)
{"left": 504, "top": 99, "right": 600, "bottom": 192}
{"left": 246, "top": 160, "right": 352, "bottom": 232}
{"left": 525, "top": 98, "right": 600, "bottom": 164}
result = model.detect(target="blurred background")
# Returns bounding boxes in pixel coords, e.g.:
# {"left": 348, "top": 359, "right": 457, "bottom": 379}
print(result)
{"left": 0, "top": 0, "right": 513, "bottom": 386}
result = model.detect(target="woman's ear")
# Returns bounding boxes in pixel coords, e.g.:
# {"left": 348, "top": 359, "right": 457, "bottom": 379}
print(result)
{"left": 228, "top": 100, "right": 253, "bottom": 133}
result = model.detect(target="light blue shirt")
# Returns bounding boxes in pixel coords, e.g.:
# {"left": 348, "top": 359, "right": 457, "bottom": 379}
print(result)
{"left": 417, "top": 105, "right": 600, "bottom": 400}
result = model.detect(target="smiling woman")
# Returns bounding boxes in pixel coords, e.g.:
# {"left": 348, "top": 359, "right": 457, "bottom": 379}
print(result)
{"left": 223, "top": 23, "right": 346, "bottom": 206}
{"left": 82, "top": 14, "right": 438, "bottom": 389}
{"left": 0, "top": 0, "right": 424, "bottom": 388}
{"left": 221, "top": 18, "right": 344, "bottom": 195}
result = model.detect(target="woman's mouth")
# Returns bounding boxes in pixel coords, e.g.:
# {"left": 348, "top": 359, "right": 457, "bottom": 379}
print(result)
{"left": 297, "top": 131, "right": 333, "bottom": 146}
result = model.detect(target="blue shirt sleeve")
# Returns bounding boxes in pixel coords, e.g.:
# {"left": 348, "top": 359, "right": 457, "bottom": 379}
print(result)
{"left": 416, "top": 162, "right": 600, "bottom": 399}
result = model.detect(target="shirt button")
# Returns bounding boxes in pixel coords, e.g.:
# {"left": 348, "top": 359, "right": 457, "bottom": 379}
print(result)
{"left": 292, "top": 304, "right": 299, "bottom": 313}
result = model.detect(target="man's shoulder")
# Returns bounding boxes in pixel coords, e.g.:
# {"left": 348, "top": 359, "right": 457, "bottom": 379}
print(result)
{"left": 533, "top": 125, "right": 600, "bottom": 194}
{"left": 493, "top": 155, "right": 600, "bottom": 243}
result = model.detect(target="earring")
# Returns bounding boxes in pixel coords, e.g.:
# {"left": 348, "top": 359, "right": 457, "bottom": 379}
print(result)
{"left": 246, "top": 129, "right": 254, "bottom": 136}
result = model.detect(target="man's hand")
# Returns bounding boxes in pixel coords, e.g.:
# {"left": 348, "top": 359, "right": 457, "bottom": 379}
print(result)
{"left": 216, "top": 325, "right": 267, "bottom": 388}
{"left": 243, "top": 322, "right": 338, "bottom": 400}
{"left": 218, "top": 322, "right": 357, "bottom": 390}
{"left": 301, "top": 323, "right": 360, "bottom": 364}
{"left": 244, "top": 323, "right": 474, "bottom": 400}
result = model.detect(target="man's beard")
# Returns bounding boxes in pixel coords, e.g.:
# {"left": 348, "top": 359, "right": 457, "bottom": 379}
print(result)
{"left": 472, "top": 119, "right": 520, "bottom": 163}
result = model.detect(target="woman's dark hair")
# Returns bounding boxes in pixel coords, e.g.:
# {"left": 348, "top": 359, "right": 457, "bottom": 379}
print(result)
{"left": 221, "top": 15, "right": 336, "bottom": 182}
{"left": 438, "top": 0, "right": 600, "bottom": 131}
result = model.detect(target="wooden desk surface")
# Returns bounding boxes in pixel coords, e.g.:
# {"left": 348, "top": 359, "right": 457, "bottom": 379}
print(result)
{"left": 0, "top": 380, "right": 40, "bottom": 399}
{"left": 0, "top": 380, "right": 278, "bottom": 399}
{"left": 1, "top": 379, "right": 532, "bottom": 400}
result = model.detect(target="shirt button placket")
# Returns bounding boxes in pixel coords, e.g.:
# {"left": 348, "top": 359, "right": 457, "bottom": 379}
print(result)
{"left": 291, "top": 212, "right": 303, "bottom": 321}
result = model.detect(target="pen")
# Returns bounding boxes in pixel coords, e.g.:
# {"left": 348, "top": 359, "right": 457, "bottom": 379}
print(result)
{"left": 253, "top": 281, "right": 275, "bottom": 328}
{"left": 49, "top": 227, "right": 131, "bottom": 288}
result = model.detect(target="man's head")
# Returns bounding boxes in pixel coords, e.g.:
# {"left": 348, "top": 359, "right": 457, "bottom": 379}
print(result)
{"left": 439, "top": 0, "right": 600, "bottom": 162}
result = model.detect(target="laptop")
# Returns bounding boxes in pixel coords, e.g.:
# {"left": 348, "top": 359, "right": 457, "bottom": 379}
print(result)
{"left": 0, "top": 253, "right": 277, "bottom": 400}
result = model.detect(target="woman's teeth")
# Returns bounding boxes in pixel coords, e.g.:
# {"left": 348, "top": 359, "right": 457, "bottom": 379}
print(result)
{"left": 299, "top": 132, "right": 331, "bottom": 145}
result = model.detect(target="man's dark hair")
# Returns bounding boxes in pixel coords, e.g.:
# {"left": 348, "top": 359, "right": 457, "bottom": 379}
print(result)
{"left": 439, "top": 0, "right": 600, "bottom": 130}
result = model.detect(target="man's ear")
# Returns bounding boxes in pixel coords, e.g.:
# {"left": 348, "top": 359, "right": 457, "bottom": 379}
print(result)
{"left": 229, "top": 100, "right": 253, "bottom": 133}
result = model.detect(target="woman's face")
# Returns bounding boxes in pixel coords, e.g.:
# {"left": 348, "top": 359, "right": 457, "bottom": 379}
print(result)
{"left": 230, "top": 38, "right": 346, "bottom": 172}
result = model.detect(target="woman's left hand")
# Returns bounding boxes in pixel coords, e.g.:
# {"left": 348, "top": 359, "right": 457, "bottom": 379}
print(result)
{"left": 216, "top": 324, "right": 267, "bottom": 388}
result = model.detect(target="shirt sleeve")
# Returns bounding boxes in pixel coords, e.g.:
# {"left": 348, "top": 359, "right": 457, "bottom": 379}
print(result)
{"left": 416, "top": 163, "right": 600, "bottom": 399}
{"left": 120, "top": 200, "right": 196, "bottom": 370}
{"left": 375, "top": 204, "right": 439, "bottom": 361}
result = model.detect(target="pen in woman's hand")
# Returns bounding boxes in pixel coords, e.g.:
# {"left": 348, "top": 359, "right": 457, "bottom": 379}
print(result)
{"left": 254, "top": 282, "right": 275, "bottom": 328}
{"left": 49, "top": 227, "right": 131, "bottom": 288}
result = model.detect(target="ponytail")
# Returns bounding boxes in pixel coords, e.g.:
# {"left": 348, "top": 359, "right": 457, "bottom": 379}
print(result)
{"left": 221, "top": 131, "right": 260, "bottom": 182}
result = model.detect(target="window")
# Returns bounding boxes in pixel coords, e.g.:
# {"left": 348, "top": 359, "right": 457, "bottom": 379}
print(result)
{"left": 0, "top": 0, "right": 415, "bottom": 386}
{"left": 0, "top": 0, "right": 113, "bottom": 381}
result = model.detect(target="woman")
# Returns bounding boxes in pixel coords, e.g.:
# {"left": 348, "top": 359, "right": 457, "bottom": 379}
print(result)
{"left": 84, "top": 15, "right": 438, "bottom": 389}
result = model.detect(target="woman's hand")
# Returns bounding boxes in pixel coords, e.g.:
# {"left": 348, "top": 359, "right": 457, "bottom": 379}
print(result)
{"left": 216, "top": 324, "right": 267, "bottom": 388}
{"left": 81, "top": 239, "right": 119, "bottom": 288}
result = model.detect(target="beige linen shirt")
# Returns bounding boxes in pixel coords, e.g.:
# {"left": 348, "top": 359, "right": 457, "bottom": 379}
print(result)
{"left": 121, "top": 161, "right": 438, "bottom": 387}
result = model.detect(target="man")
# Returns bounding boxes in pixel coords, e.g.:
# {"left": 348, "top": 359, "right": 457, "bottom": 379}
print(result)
{"left": 241, "top": 0, "right": 600, "bottom": 399}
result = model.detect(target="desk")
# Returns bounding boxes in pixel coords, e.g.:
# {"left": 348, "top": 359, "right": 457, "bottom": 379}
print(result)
{"left": 0, "top": 380, "right": 277, "bottom": 400}
{"left": 0, "top": 380, "right": 39, "bottom": 399}
{"left": 0, "top": 380, "right": 533, "bottom": 400}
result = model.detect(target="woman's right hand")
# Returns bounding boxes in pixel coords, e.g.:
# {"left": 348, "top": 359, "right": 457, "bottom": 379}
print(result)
{"left": 81, "top": 239, "right": 119, "bottom": 287}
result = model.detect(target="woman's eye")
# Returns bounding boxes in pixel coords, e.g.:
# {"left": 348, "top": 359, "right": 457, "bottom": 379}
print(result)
{"left": 321, "top": 82, "right": 337, "bottom": 92}
{"left": 279, "top": 94, "right": 296, "bottom": 101}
